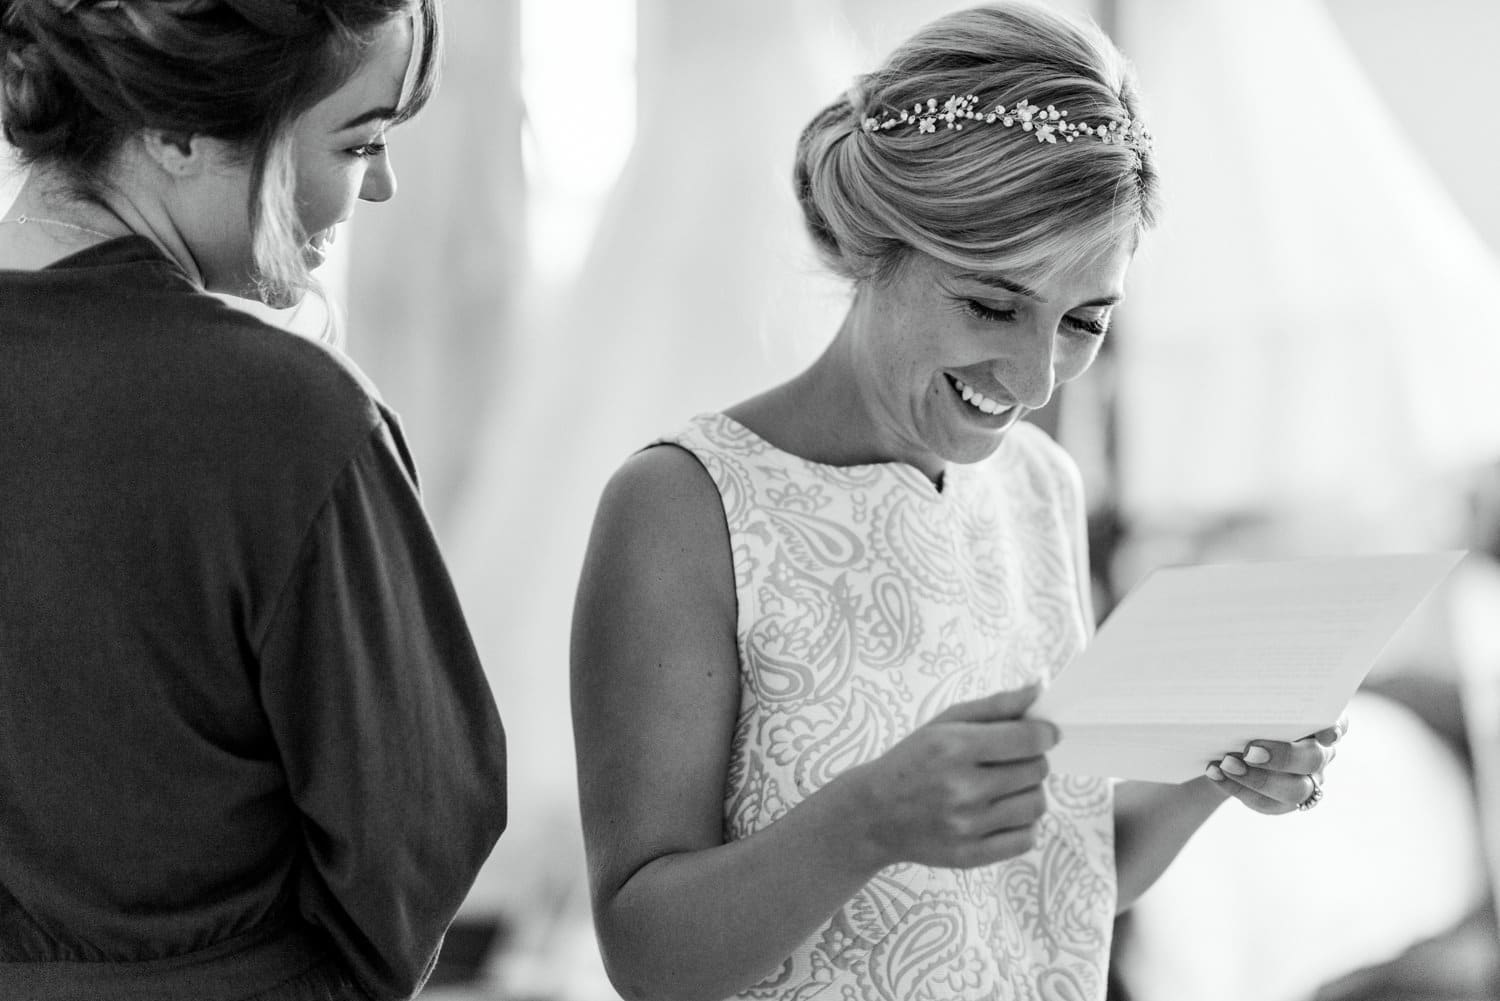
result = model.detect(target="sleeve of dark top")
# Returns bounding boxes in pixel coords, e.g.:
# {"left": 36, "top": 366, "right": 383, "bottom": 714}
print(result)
{"left": 256, "top": 418, "right": 508, "bottom": 1001}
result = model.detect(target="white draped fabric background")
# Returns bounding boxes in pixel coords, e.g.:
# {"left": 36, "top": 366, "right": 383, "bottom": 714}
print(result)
{"left": 1114, "top": 0, "right": 1500, "bottom": 529}
{"left": 442, "top": 4, "right": 854, "bottom": 982}
{"left": 1099, "top": 3, "right": 1499, "bottom": 998}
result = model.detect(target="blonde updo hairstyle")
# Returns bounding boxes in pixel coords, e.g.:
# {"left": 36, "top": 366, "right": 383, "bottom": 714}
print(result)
{"left": 795, "top": 1, "right": 1158, "bottom": 289}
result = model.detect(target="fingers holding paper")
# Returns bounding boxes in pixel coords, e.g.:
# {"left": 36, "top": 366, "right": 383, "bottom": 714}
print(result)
{"left": 1205, "top": 717, "right": 1347, "bottom": 815}
{"left": 1313, "top": 712, "right": 1351, "bottom": 748}
{"left": 1207, "top": 755, "right": 1319, "bottom": 815}
{"left": 841, "top": 683, "right": 1060, "bottom": 870}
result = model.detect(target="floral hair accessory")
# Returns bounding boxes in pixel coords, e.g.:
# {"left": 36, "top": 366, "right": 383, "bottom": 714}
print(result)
{"left": 861, "top": 94, "right": 1152, "bottom": 153}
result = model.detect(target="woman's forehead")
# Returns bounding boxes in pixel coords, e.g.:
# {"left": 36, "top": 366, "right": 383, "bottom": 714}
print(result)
{"left": 303, "top": 16, "right": 415, "bottom": 134}
{"left": 944, "top": 242, "right": 1134, "bottom": 302}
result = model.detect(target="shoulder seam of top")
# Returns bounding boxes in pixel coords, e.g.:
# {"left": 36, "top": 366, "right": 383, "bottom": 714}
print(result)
{"left": 249, "top": 416, "right": 390, "bottom": 660}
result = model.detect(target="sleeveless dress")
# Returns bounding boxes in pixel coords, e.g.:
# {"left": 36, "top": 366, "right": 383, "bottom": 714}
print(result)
{"left": 660, "top": 413, "right": 1117, "bottom": 1001}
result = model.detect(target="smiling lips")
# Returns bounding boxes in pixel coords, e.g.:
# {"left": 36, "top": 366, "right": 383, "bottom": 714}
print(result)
{"left": 302, "top": 228, "right": 335, "bottom": 268}
{"left": 950, "top": 375, "right": 1016, "bottom": 417}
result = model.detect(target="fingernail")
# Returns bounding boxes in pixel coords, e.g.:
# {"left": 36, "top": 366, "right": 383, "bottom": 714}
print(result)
{"left": 1205, "top": 763, "right": 1224, "bottom": 781}
{"left": 1220, "top": 756, "right": 1247, "bottom": 776}
{"left": 1244, "top": 746, "right": 1270, "bottom": 765}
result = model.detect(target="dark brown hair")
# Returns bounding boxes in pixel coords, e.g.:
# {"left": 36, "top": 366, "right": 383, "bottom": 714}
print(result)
{"left": 0, "top": 0, "right": 442, "bottom": 306}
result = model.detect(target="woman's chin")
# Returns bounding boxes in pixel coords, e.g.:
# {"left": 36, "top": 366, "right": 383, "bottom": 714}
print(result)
{"left": 301, "top": 242, "right": 327, "bottom": 272}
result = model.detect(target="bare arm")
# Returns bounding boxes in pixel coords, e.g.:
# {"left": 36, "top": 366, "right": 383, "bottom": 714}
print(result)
{"left": 1113, "top": 778, "right": 1226, "bottom": 912}
{"left": 571, "top": 446, "right": 889, "bottom": 1000}
{"left": 1114, "top": 723, "right": 1344, "bottom": 912}
{"left": 1057, "top": 450, "right": 1344, "bottom": 912}
{"left": 571, "top": 446, "right": 1056, "bottom": 1001}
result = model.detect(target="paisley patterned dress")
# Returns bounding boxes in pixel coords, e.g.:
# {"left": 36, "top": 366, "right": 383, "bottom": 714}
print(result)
{"left": 659, "top": 412, "right": 1117, "bottom": 1001}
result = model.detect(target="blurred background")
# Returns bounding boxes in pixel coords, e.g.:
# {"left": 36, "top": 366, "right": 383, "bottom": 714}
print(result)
{"left": 6, "top": 0, "right": 1500, "bottom": 998}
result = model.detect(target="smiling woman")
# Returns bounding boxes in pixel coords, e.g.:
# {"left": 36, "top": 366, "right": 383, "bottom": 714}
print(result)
{"left": 830, "top": 245, "right": 1130, "bottom": 476}
{"left": 0, "top": 3, "right": 508, "bottom": 1001}
{"left": 0, "top": 0, "right": 436, "bottom": 315}
{"left": 569, "top": 4, "right": 1344, "bottom": 1000}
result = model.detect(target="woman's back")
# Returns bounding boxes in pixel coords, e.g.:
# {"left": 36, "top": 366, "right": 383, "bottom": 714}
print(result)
{"left": 0, "top": 237, "right": 507, "bottom": 999}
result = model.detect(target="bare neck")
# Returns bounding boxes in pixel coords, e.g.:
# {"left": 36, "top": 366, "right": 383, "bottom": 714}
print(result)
{"left": 726, "top": 302, "right": 891, "bottom": 468}
{"left": 2, "top": 156, "right": 199, "bottom": 288}
{"left": 0, "top": 169, "right": 130, "bottom": 270}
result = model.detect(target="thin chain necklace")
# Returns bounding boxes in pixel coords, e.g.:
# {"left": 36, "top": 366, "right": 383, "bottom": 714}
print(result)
{"left": 1, "top": 214, "right": 118, "bottom": 241}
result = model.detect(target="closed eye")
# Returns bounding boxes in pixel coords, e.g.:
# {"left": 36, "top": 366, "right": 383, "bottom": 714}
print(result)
{"left": 1065, "top": 314, "right": 1109, "bottom": 337}
{"left": 962, "top": 297, "right": 1110, "bottom": 336}
{"left": 963, "top": 299, "right": 1016, "bottom": 323}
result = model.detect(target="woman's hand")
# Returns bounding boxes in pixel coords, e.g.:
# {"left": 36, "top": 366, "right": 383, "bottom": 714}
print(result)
{"left": 1205, "top": 714, "right": 1349, "bottom": 815}
{"left": 839, "top": 683, "right": 1058, "bottom": 870}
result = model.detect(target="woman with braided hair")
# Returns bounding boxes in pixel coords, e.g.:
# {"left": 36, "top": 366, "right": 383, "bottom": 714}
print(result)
{"left": 571, "top": 3, "right": 1344, "bottom": 1000}
{"left": 0, "top": 2, "right": 506, "bottom": 998}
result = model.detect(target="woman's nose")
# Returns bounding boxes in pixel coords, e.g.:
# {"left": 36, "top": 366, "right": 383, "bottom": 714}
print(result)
{"left": 995, "top": 325, "right": 1057, "bottom": 410}
{"left": 360, "top": 157, "right": 398, "bottom": 203}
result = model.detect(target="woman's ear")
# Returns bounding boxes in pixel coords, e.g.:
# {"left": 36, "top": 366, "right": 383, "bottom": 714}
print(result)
{"left": 139, "top": 130, "right": 212, "bottom": 178}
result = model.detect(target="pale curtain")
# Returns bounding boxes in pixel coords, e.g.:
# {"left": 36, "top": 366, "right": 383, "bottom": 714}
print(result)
{"left": 1110, "top": 3, "right": 1498, "bottom": 997}
{"left": 1113, "top": 0, "right": 1500, "bottom": 528}
{"left": 445, "top": 0, "right": 854, "bottom": 929}
{"left": 346, "top": 0, "right": 524, "bottom": 533}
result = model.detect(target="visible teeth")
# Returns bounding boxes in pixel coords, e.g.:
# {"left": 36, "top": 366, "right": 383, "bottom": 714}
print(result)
{"left": 952, "top": 377, "right": 1011, "bottom": 416}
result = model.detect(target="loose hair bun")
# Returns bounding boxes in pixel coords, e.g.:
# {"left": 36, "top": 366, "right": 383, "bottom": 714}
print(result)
{"left": 792, "top": 96, "right": 859, "bottom": 270}
{"left": 0, "top": 6, "right": 84, "bottom": 160}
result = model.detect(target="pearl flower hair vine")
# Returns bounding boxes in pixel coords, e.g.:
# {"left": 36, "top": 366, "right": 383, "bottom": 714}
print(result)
{"left": 860, "top": 94, "right": 1153, "bottom": 153}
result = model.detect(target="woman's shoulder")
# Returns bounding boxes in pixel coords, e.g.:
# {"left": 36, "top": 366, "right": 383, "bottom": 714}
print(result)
{"left": 578, "top": 440, "right": 739, "bottom": 634}
{"left": 72, "top": 238, "right": 386, "bottom": 434}
{"left": 655, "top": 411, "right": 751, "bottom": 453}
{"left": 601, "top": 437, "right": 723, "bottom": 527}
{"left": 133, "top": 290, "right": 391, "bottom": 460}
{"left": 200, "top": 303, "right": 382, "bottom": 418}
{"left": 588, "top": 433, "right": 735, "bottom": 569}
{"left": 66, "top": 283, "right": 398, "bottom": 496}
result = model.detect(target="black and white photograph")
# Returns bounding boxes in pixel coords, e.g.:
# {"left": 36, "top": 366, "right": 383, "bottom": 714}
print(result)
{"left": 2, "top": 1, "right": 1498, "bottom": 999}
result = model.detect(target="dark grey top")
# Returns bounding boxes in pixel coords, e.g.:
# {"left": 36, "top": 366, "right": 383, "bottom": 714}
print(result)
{"left": 0, "top": 237, "right": 507, "bottom": 1001}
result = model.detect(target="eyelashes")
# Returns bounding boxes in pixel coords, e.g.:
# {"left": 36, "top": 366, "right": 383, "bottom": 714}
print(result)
{"left": 1068, "top": 315, "right": 1109, "bottom": 337}
{"left": 348, "top": 141, "right": 388, "bottom": 159}
{"left": 962, "top": 299, "right": 1016, "bottom": 324}
{"left": 960, "top": 299, "right": 1110, "bottom": 337}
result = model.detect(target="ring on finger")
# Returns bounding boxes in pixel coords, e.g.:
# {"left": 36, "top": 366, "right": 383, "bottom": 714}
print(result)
{"left": 1296, "top": 773, "right": 1323, "bottom": 812}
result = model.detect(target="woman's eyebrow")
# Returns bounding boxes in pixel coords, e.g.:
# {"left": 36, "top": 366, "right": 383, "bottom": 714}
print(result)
{"left": 337, "top": 106, "right": 398, "bottom": 131}
{"left": 953, "top": 271, "right": 1045, "bottom": 302}
{"left": 954, "top": 271, "right": 1123, "bottom": 308}
{"left": 1078, "top": 294, "right": 1122, "bottom": 307}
